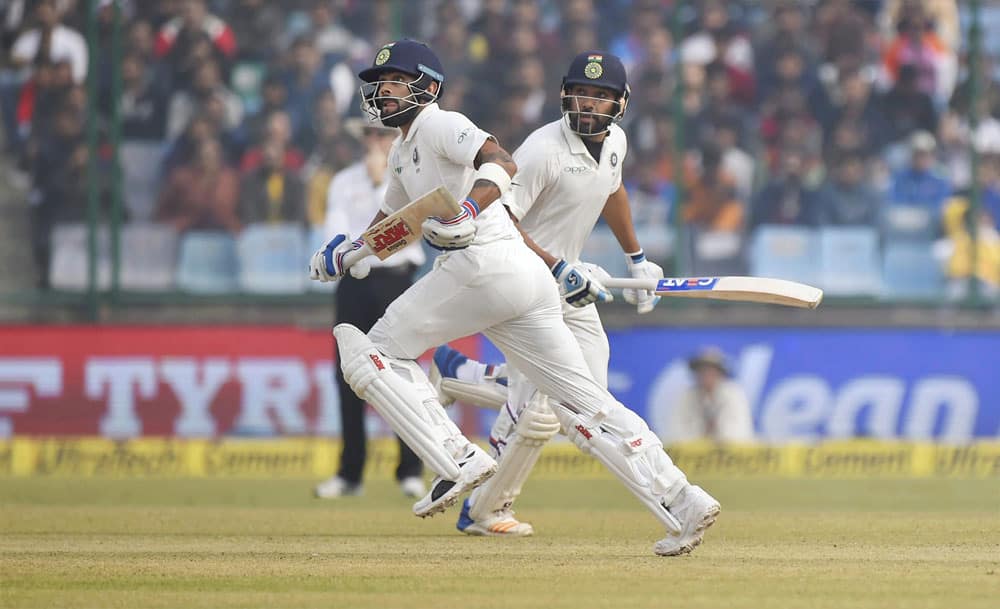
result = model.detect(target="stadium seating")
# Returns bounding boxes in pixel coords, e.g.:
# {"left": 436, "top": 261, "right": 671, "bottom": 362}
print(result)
{"left": 48, "top": 223, "right": 111, "bottom": 291}
{"left": 119, "top": 141, "right": 165, "bottom": 222}
{"left": 236, "top": 223, "right": 308, "bottom": 294}
{"left": 176, "top": 231, "right": 239, "bottom": 293}
{"left": 120, "top": 223, "right": 178, "bottom": 291}
{"left": 685, "top": 228, "right": 745, "bottom": 276}
{"left": 749, "top": 225, "right": 820, "bottom": 285}
{"left": 634, "top": 221, "right": 674, "bottom": 265}
{"left": 818, "top": 227, "right": 882, "bottom": 297}
{"left": 882, "top": 205, "right": 936, "bottom": 242}
{"left": 580, "top": 225, "right": 630, "bottom": 278}
{"left": 881, "top": 241, "right": 945, "bottom": 300}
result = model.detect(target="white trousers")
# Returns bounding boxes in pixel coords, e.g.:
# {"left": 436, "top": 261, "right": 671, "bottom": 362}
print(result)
{"left": 369, "top": 237, "right": 687, "bottom": 522}
{"left": 497, "top": 302, "right": 609, "bottom": 447}
{"left": 369, "top": 238, "right": 617, "bottom": 421}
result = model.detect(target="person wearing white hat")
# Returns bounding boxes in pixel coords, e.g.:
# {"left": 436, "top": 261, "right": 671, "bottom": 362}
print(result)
{"left": 890, "top": 131, "right": 950, "bottom": 203}
{"left": 665, "top": 347, "right": 755, "bottom": 444}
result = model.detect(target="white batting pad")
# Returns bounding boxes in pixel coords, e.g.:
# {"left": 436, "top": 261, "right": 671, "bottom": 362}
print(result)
{"left": 469, "top": 393, "right": 560, "bottom": 520}
{"left": 555, "top": 401, "right": 687, "bottom": 533}
{"left": 437, "top": 377, "right": 508, "bottom": 410}
{"left": 334, "top": 323, "right": 463, "bottom": 480}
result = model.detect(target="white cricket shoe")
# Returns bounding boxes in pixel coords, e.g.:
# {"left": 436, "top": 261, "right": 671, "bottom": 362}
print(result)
{"left": 653, "top": 485, "right": 721, "bottom": 556}
{"left": 412, "top": 445, "right": 497, "bottom": 518}
{"left": 456, "top": 498, "right": 534, "bottom": 536}
{"left": 399, "top": 476, "right": 426, "bottom": 498}
{"left": 314, "top": 476, "right": 362, "bottom": 499}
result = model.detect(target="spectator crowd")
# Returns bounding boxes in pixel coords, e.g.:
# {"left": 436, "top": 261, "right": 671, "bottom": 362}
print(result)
{"left": 1, "top": 0, "right": 998, "bottom": 303}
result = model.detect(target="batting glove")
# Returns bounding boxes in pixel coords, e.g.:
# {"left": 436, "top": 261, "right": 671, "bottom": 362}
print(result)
{"left": 309, "top": 234, "right": 370, "bottom": 282}
{"left": 552, "top": 259, "right": 613, "bottom": 307}
{"left": 623, "top": 250, "right": 662, "bottom": 314}
{"left": 422, "top": 198, "right": 479, "bottom": 251}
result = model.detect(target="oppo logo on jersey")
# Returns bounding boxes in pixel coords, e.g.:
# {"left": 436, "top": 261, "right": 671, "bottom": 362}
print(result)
{"left": 369, "top": 220, "right": 412, "bottom": 253}
{"left": 563, "top": 166, "right": 589, "bottom": 174}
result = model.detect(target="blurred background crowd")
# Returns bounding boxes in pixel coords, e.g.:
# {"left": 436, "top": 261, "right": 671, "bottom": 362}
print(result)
{"left": 2, "top": 0, "right": 999, "bottom": 305}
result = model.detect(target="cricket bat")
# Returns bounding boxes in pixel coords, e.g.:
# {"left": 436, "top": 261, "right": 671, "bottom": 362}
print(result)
{"left": 602, "top": 276, "right": 823, "bottom": 309}
{"left": 339, "top": 186, "right": 461, "bottom": 269}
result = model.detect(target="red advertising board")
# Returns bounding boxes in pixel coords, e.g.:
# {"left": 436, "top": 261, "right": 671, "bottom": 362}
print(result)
{"left": 0, "top": 326, "right": 479, "bottom": 437}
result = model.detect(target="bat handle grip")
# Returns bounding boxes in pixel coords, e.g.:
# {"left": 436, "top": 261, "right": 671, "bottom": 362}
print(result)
{"left": 602, "top": 277, "right": 660, "bottom": 290}
{"left": 341, "top": 243, "right": 374, "bottom": 271}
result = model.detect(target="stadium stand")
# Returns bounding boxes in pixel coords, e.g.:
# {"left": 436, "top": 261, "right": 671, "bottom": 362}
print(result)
{"left": 175, "top": 230, "right": 238, "bottom": 294}
{"left": 818, "top": 226, "right": 882, "bottom": 297}
{"left": 749, "top": 225, "right": 820, "bottom": 286}
{"left": 1, "top": 0, "right": 996, "bottom": 309}
{"left": 236, "top": 223, "right": 307, "bottom": 294}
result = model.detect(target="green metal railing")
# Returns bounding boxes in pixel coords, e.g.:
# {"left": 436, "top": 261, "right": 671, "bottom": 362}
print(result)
{"left": 968, "top": 0, "right": 983, "bottom": 306}
{"left": 670, "top": 3, "right": 686, "bottom": 278}
{"left": 84, "top": 0, "right": 100, "bottom": 318}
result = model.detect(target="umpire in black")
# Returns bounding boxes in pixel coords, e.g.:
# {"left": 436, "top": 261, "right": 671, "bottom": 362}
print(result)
{"left": 314, "top": 118, "right": 426, "bottom": 498}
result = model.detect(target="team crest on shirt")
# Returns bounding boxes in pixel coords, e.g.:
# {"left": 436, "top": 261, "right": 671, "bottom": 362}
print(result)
{"left": 412, "top": 147, "right": 420, "bottom": 165}
{"left": 611, "top": 152, "right": 618, "bottom": 167}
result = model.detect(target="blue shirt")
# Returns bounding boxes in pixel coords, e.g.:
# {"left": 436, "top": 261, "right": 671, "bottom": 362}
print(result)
{"left": 889, "top": 168, "right": 952, "bottom": 214}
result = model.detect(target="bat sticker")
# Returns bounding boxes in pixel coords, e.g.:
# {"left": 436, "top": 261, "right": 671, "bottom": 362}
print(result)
{"left": 656, "top": 277, "right": 720, "bottom": 291}
{"left": 369, "top": 220, "right": 412, "bottom": 253}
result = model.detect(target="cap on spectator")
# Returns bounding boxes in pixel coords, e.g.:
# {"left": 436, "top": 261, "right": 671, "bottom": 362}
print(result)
{"left": 909, "top": 130, "right": 937, "bottom": 153}
{"left": 688, "top": 347, "right": 731, "bottom": 376}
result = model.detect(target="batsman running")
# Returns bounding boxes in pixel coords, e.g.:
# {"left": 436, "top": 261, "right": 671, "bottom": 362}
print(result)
{"left": 431, "top": 51, "right": 688, "bottom": 538}
{"left": 309, "top": 39, "right": 719, "bottom": 556}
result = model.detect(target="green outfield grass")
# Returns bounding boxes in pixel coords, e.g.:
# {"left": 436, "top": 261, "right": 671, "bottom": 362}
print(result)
{"left": 2, "top": 477, "right": 998, "bottom": 609}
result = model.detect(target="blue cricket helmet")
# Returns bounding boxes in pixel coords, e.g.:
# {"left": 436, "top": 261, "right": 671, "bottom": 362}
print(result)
{"left": 359, "top": 39, "right": 445, "bottom": 85}
{"left": 562, "top": 51, "right": 628, "bottom": 96}
{"left": 358, "top": 39, "right": 445, "bottom": 127}
{"left": 560, "top": 51, "right": 630, "bottom": 136}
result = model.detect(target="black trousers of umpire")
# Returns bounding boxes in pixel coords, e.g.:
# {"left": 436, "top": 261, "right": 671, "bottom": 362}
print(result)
{"left": 335, "top": 265, "right": 423, "bottom": 485}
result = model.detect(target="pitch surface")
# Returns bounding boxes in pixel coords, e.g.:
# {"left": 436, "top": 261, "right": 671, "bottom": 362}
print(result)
{"left": 2, "top": 478, "right": 998, "bottom": 608}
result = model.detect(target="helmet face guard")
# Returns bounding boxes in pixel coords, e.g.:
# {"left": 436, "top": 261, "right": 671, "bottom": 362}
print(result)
{"left": 359, "top": 67, "right": 441, "bottom": 128}
{"left": 560, "top": 83, "right": 630, "bottom": 136}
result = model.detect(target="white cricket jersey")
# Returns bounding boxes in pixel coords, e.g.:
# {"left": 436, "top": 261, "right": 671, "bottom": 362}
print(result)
{"left": 325, "top": 161, "right": 425, "bottom": 268}
{"left": 381, "top": 103, "right": 519, "bottom": 245}
{"left": 504, "top": 118, "right": 627, "bottom": 264}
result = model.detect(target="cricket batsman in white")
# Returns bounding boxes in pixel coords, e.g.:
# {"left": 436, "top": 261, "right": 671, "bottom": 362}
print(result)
{"left": 433, "top": 51, "right": 691, "bottom": 540}
{"left": 309, "top": 39, "right": 720, "bottom": 556}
